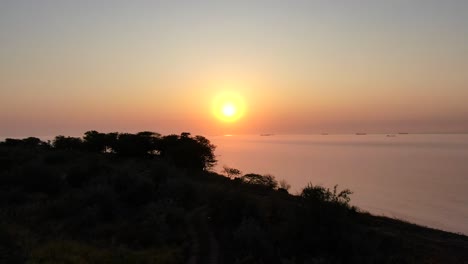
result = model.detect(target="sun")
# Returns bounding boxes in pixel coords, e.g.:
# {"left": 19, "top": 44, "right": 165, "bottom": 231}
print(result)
{"left": 213, "top": 92, "right": 245, "bottom": 123}
{"left": 222, "top": 103, "right": 236, "bottom": 117}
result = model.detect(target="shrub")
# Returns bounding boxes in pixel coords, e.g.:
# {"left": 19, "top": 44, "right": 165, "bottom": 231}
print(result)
{"left": 114, "top": 173, "right": 156, "bottom": 206}
{"left": 278, "top": 179, "right": 291, "bottom": 191}
{"left": 223, "top": 166, "right": 242, "bottom": 179}
{"left": 19, "top": 164, "right": 63, "bottom": 195}
{"left": 301, "top": 184, "right": 352, "bottom": 207}
{"left": 66, "top": 165, "right": 94, "bottom": 188}
{"left": 241, "top": 173, "right": 278, "bottom": 189}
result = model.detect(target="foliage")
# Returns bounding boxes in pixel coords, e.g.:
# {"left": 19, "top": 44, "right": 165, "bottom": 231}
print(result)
{"left": 82, "top": 130, "right": 111, "bottom": 153}
{"left": 278, "top": 179, "right": 291, "bottom": 192}
{"left": 223, "top": 165, "right": 242, "bottom": 179}
{"left": 301, "top": 184, "right": 353, "bottom": 207}
{"left": 52, "top": 131, "right": 217, "bottom": 171}
{"left": 159, "top": 133, "right": 217, "bottom": 170}
{"left": 241, "top": 173, "right": 278, "bottom": 189}
{"left": 110, "top": 132, "right": 160, "bottom": 157}
{"left": 17, "top": 163, "right": 63, "bottom": 195}
{"left": 53, "top": 136, "right": 83, "bottom": 151}
{"left": 1, "top": 137, "right": 49, "bottom": 149}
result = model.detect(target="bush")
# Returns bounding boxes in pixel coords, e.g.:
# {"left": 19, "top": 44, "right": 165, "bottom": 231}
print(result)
{"left": 301, "top": 184, "right": 352, "bottom": 207}
{"left": 66, "top": 165, "right": 94, "bottom": 188}
{"left": 19, "top": 164, "right": 63, "bottom": 195}
{"left": 113, "top": 173, "right": 156, "bottom": 206}
{"left": 241, "top": 173, "right": 278, "bottom": 189}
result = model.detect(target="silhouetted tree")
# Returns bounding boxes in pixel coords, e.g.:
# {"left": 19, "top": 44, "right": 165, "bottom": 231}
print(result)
{"left": 105, "top": 132, "right": 119, "bottom": 153}
{"left": 52, "top": 136, "right": 83, "bottom": 151}
{"left": 110, "top": 132, "right": 160, "bottom": 157}
{"left": 137, "top": 131, "right": 161, "bottom": 155}
{"left": 193, "top": 135, "right": 217, "bottom": 170}
{"left": 83, "top": 131, "right": 109, "bottom": 153}
{"left": 241, "top": 173, "right": 278, "bottom": 189}
{"left": 21, "top": 137, "right": 43, "bottom": 147}
{"left": 278, "top": 179, "right": 291, "bottom": 191}
{"left": 1, "top": 137, "right": 49, "bottom": 149}
{"left": 223, "top": 165, "right": 242, "bottom": 179}
{"left": 3, "top": 138, "right": 22, "bottom": 147}
{"left": 159, "top": 133, "right": 216, "bottom": 171}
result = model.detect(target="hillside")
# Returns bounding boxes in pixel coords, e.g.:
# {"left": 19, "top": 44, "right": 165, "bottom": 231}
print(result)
{"left": 0, "top": 132, "right": 467, "bottom": 264}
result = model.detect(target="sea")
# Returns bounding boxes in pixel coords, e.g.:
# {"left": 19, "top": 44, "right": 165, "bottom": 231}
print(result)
{"left": 209, "top": 134, "right": 468, "bottom": 235}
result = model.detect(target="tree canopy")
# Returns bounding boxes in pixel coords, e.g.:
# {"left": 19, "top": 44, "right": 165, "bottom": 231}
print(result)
{"left": 2, "top": 131, "right": 217, "bottom": 171}
{"left": 52, "top": 131, "right": 216, "bottom": 171}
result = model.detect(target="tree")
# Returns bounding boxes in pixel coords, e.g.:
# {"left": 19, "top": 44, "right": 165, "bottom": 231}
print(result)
{"left": 53, "top": 136, "right": 83, "bottom": 150}
{"left": 159, "top": 133, "right": 217, "bottom": 171}
{"left": 241, "top": 173, "right": 278, "bottom": 189}
{"left": 193, "top": 135, "right": 217, "bottom": 170}
{"left": 2, "top": 137, "right": 46, "bottom": 148}
{"left": 278, "top": 179, "right": 291, "bottom": 192}
{"left": 21, "top": 137, "right": 43, "bottom": 147}
{"left": 110, "top": 132, "right": 160, "bottom": 157}
{"left": 136, "top": 131, "right": 161, "bottom": 155}
{"left": 83, "top": 131, "right": 108, "bottom": 153}
{"left": 3, "top": 138, "right": 22, "bottom": 147}
{"left": 223, "top": 166, "right": 242, "bottom": 179}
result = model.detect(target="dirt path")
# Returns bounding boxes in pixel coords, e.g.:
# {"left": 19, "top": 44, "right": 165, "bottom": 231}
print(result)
{"left": 186, "top": 206, "right": 219, "bottom": 264}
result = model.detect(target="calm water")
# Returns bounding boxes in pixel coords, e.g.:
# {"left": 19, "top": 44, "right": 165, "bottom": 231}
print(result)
{"left": 209, "top": 134, "right": 468, "bottom": 235}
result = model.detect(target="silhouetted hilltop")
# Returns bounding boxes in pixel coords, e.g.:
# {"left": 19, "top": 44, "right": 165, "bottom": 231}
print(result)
{"left": 0, "top": 131, "right": 467, "bottom": 263}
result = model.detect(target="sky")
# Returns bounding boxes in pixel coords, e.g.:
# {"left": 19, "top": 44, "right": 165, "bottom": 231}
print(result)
{"left": 1, "top": 0, "right": 467, "bottom": 137}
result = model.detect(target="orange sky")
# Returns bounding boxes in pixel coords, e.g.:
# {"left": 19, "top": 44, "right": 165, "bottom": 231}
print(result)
{"left": 1, "top": 1, "right": 467, "bottom": 137}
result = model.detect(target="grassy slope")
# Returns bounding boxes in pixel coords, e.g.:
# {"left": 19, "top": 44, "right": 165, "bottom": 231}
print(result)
{"left": 0, "top": 145, "right": 467, "bottom": 264}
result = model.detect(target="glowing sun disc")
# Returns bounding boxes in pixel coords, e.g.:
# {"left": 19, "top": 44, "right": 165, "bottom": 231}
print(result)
{"left": 222, "top": 103, "right": 236, "bottom": 117}
{"left": 212, "top": 92, "right": 245, "bottom": 122}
